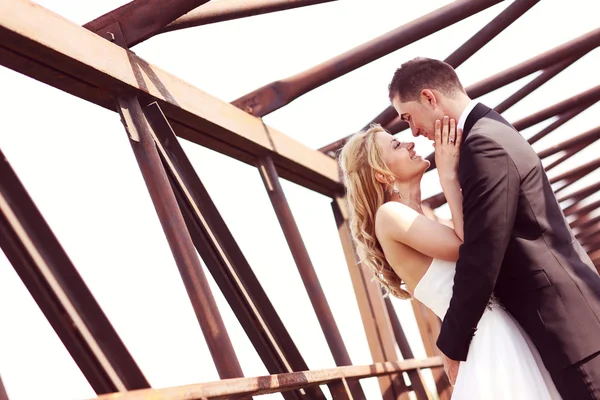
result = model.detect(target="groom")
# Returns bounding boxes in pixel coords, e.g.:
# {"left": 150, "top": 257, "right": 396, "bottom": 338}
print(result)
{"left": 387, "top": 57, "right": 600, "bottom": 399}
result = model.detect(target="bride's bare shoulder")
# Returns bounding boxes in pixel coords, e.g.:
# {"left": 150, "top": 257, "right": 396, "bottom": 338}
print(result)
{"left": 375, "top": 201, "right": 420, "bottom": 237}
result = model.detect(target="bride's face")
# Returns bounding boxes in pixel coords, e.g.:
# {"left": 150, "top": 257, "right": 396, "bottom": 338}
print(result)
{"left": 375, "top": 131, "right": 430, "bottom": 181}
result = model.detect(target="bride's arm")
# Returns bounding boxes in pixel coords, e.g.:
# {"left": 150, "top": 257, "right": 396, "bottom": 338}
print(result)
{"left": 376, "top": 202, "right": 461, "bottom": 261}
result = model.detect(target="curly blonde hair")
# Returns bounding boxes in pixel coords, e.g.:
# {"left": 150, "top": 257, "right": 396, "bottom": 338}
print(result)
{"left": 338, "top": 124, "right": 411, "bottom": 300}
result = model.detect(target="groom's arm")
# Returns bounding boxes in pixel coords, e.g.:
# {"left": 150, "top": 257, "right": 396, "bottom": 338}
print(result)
{"left": 436, "top": 133, "right": 520, "bottom": 361}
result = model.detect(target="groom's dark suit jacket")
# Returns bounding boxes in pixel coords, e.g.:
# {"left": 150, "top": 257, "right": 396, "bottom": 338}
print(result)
{"left": 436, "top": 103, "right": 600, "bottom": 373}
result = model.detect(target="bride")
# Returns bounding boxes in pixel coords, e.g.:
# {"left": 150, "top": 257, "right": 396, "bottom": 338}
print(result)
{"left": 338, "top": 118, "right": 562, "bottom": 399}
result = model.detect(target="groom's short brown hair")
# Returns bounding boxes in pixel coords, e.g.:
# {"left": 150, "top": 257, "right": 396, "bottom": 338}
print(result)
{"left": 388, "top": 57, "right": 465, "bottom": 102}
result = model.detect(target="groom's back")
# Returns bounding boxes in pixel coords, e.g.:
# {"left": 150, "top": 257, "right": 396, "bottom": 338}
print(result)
{"left": 466, "top": 108, "right": 600, "bottom": 373}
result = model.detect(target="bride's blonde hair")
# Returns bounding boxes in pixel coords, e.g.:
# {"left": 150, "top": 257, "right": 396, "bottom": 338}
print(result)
{"left": 338, "top": 124, "right": 411, "bottom": 300}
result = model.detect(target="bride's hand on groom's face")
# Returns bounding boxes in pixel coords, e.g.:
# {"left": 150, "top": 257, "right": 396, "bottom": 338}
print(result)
{"left": 434, "top": 115, "right": 462, "bottom": 182}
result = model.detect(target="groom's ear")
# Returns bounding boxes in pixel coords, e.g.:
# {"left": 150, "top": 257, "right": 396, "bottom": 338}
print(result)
{"left": 420, "top": 89, "right": 437, "bottom": 108}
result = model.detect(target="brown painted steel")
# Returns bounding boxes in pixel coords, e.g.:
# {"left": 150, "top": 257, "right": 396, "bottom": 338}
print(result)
{"left": 0, "top": 1, "right": 342, "bottom": 197}
{"left": 384, "top": 297, "right": 430, "bottom": 400}
{"left": 83, "top": 0, "right": 210, "bottom": 47}
{"left": 232, "top": 0, "right": 502, "bottom": 117}
{"left": 256, "top": 156, "right": 366, "bottom": 399}
{"left": 117, "top": 96, "right": 245, "bottom": 380}
{"left": 92, "top": 358, "right": 442, "bottom": 400}
{"left": 331, "top": 197, "right": 408, "bottom": 400}
{"left": 0, "top": 148, "right": 149, "bottom": 394}
{"left": 538, "top": 126, "right": 600, "bottom": 160}
{"left": 0, "top": 376, "right": 7, "bottom": 400}
{"left": 163, "top": 0, "right": 336, "bottom": 32}
{"left": 144, "top": 102, "right": 326, "bottom": 400}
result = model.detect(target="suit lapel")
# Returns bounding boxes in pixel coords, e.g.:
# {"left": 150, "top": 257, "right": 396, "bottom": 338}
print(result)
{"left": 463, "top": 103, "right": 492, "bottom": 140}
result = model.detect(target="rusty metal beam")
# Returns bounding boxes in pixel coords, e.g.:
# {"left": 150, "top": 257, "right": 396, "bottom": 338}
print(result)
{"left": 576, "top": 222, "right": 600, "bottom": 242}
{"left": 527, "top": 103, "right": 593, "bottom": 146}
{"left": 0, "top": 148, "right": 149, "bottom": 394}
{"left": 117, "top": 96, "right": 246, "bottom": 381}
{"left": 564, "top": 198, "right": 600, "bottom": 218}
{"left": 545, "top": 143, "right": 588, "bottom": 172}
{"left": 558, "top": 181, "right": 600, "bottom": 203}
{"left": 330, "top": 25, "right": 600, "bottom": 152}
{"left": 538, "top": 126, "right": 600, "bottom": 160}
{"left": 494, "top": 56, "right": 580, "bottom": 114}
{"left": 256, "top": 155, "right": 365, "bottom": 400}
{"left": 83, "top": 0, "right": 210, "bottom": 47}
{"left": 144, "top": 101, "right": 326, "bottom": 400}
{"left": 384, "top": 297, "right": 430, "bottom": 400}
{"left": 92, "top": 358, "right": 442, "bottom": 400}
{"left": 550, "top": 156, "right": 600, "bottom": 188}
{"left": 232, "top": 0, "right": 502, "bottom": 117}
{"left": 0, "top": 0, "right": 341, "bottom": 198}
{"left": 321, "top": 23, "right": 600, "bottom": 156}
{"left": 571, "top": 213, "right": 600, "bottom": 231}
{"left": 512, "top": 85, "right": 600, "bottom": 132}
{"left": 0, "top": 376, "right": 7, "bottom": 400}
{"left": 331, "top": 197, "right": 407, "bottom": 400}
{"left": 162, "top": 0, "right": 336, "bottom": 32}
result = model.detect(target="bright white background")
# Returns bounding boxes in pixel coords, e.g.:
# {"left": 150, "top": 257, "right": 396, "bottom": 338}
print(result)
{"left": 0, "top": 0, "right": 598, "bottom": 399}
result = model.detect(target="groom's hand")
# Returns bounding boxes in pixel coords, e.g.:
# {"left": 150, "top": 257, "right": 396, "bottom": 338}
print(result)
{"left": 441, "top": 352, "right": 460, "bottom": 386}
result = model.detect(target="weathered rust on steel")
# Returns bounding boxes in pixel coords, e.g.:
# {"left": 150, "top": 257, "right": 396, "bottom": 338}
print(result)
{"left": 162, "top": 0, "right": 336, "bottom": 32}
{"left": 566, "top": 199, "right": 600, "bottom": 219}
{"left": 494, "top": 55, "right": 581, "bottom": 114}
{"left": 527, "top": 104, "right": 593, "bottom": 146}
{"left": 0, "top": 148, "right": 150, "bottom": 394}
{"left": 558, "top": 181, "right": 600, "bottom": 204}
{"left": 144, "top": 102, "right": 322, "bottom": 400}
{"left": 232, "top": 0, "right": 502, "bottom": 117}
{"left": 322, "top": 16, "right": 596, "bottom": 157}
{"left": 83, "top": 0, "right": 210, "bottom": 47}
{"left": 545, "top": 144, "right": 588, "bottom": 172}
{"left": 0, "top": 0, "right": 342, "bottom": 197}
{"left": 0, "top": 376, "right": 7, "bottom": 400}
{"left": 410, "top": 300, "right": 453, "bottom": 400}
{"left": 384, "top": 297, "right": 430, "bottom": 400}
{"left": 512, "top": 85, "right": 600, "bottom": 132}
{"left": 333, "top": 20, "right": 600, "bottom": 153}
{"left": 92, "top": 358, "right": 442, "bottom": 400}
{"left": 331, "top": 197, "right": 408, "bottom": 400}
{"left": 537, "top": 126, "right": 600, "bottom": 160}
{"left": 117, "top": 96, "right": 246, "bottom": 381}
{"left": 256, "top": 156, "right": 366, "bottom": 399}
{"left": 466, "top": 27, "right": 600, "bottom": 99}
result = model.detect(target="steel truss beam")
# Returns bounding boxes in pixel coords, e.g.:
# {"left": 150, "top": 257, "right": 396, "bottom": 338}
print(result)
{"left": 91, "top": 358, "right": 442, "bottom": 400}
{"left": 83, "top": 0, "right": 210, "bottom": 47}
{"left": 0, "top": 148, "right": 149, "bottom": 394}
{"left": 162, "top": 0, "right": 337, "bottom": 33}
{"left": 0, "top": 0, "right": 341, "bottom": 198}
{"left": 144, "top": 102, "right": 327, "bottom": 400}
{"left": 232, "top": 0, "right": 502, "bottom": 117}
{"left": 321, "top": 26, "right": 600, "bottom": 155}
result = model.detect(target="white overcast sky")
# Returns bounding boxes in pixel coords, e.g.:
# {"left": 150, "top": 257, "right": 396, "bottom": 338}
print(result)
{"left": 0, "top": 0, "right": 598, "bottom": 399}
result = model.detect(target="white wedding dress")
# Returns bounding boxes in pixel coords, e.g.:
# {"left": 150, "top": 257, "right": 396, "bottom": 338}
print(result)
{"left": 413, "top": 259, "right": 562, "bottom": 399}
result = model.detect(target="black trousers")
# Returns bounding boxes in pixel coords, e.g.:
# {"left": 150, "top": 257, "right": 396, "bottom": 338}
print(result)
{"left": 552, "top": 351, "right": 600, "bottom": 400}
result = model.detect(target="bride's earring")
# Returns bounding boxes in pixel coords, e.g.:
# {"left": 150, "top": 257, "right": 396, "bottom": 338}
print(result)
{"left": 392, "top": 182, "right": 402, "bottom": 200}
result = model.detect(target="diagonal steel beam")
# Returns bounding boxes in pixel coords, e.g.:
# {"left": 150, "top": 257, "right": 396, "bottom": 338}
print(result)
{"left": 568, "top": 198, "right": 600, "bottom": 218}
{"left": 550, "top": 156, "right": 600, "bottom": 194}
{"left": 537, "top": 126, "right": 600, "bottom": 160}
{"left": 232, "top": 0, "right": 503, "bottom": 117}
{"left": 559, "top": 181, "right": 600, "bottom": 204}
{"left": 371, "top": 0, "right": 540, "bottom": 131}
{"left": 144, "top": 102, "right": 327, "bottom": 400}
{"left": 162, "top": 0, "right": 337, "bottom": 33}
{"left": 494, "top": 55, "right": 583, "bottom": 114}
{"left": 320, "top": 24, "right": 600, "bottom": 156}
{"left": 83, "top": 0, "right": 210, "bottom": 47}
{"left": 0, "top": 0, "right": 341, "bottom": 198}
{"left": 0, "top": 148, "right": 149, "bottom": 394}
{"left": 544, "top": 142, "right": 588, "bottom": 172}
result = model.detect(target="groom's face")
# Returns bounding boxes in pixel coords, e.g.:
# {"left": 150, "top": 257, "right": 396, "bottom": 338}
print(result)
{"left": 391, "top": 93, "right": 441, "bottom": 141}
